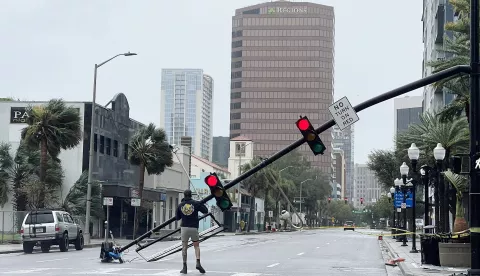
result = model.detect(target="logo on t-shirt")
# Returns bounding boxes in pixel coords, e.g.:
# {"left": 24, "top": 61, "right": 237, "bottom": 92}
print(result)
{"left": 181, "top": 203, "right": 195, "bottom": 216}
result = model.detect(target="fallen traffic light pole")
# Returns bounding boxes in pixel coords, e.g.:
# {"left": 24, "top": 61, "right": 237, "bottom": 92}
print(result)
{"left": 118, "top": 64, "right": 471, "bottom": 256}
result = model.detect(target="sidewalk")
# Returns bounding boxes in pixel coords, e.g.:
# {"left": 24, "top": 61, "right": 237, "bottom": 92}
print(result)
{"left": 383, "top": 237, "right": 468, "bottom": 276}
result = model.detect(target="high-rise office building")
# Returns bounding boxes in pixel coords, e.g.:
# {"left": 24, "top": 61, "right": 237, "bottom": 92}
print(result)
{"left": 229, "top": 1, "right": 335, "bottom": 174}
{"left": 332, "top": 125, "right": 354, "bottom": 199}
{"left": 394, "top": 96, "right": 423, "bottom": 136}
{"left": 422, "top": 0, "right": 455, "bottom": 112}
{"left": 212, "top": 136, "right": 230, "bottom": 167}
{"left": 160, "top": 69, "right": 214, "bottom": 160}
{"left": 354, "top": 164, "right": 381, "bottom": 207}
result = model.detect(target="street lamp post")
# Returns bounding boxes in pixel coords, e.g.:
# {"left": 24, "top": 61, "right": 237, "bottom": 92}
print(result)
{"left": 84, "top": 52, "right": 137, "bottom": 244}
{"left": 401, "top": 162, "right": 418, "bottom": 253}
{"left": 394, "top": 178, "right": 404, "bottom": 243}
{"left": 390, "top": 186, "right": 396, "bottom": 239}
{"left": 420, "top": 165, "right": 432, "bottom": 233}
{"left": 236, "top": 141, "right": 253, "bottom": 232}
{"left": 407, "top": 143, "right": 420, "bottom": 253}
{"left": 396, "top": 176, "right": 408, "bottom": 247}
{"left": 433, "top": 143, "right": 446, "bottom": 233}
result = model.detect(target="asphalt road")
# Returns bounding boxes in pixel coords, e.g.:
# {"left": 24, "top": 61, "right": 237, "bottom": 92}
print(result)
{"left": 0, "top": 229, "right": 390, "bottom": 275}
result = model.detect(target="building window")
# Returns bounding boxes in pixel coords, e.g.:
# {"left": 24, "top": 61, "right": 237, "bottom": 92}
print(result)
{"left": 106, "top": 138, "right": 111, "bottom": 155}
{"left": 231, "top": 51, "right": 242, "bottom": 58}
{"left": 93, "top": 134, "right": 98, "bottom": 152}
{"left": 231, "top": 61, "right": 242, "bottom": 69}
{"left": 99, "top": 135, "right": 105, "bottom": 154}
{"left": 124, "top": 144, "right": 129, "bottom": 159}
{"left": 232, "top": 40, "right": 243, "bottom": 48}
{"left": 235, "top": 142, "right": 246, "bottom": 157}
{"left": 113, "top": 140, "right": 118, "bottom": 157}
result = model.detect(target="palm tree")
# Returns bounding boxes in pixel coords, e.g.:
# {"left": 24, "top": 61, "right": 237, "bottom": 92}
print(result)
{"left": 241, "top": 157, "right": 270, "bottom": 232}
{"left": 61, "top": 171, "right": 103, "bottom": 220}
{"left": 444, "top": 170, "right": 469, "bottom": 233}
{"left": 21, "top": 99, "right": 82, "bottom": 208}
{"left": 0, "top": 142, "right": 14, "bottom": 207}
{"left": 128, "top": 123, "right": 173, "bottom": 236}
{"left": 396, "top": 112, "right": 469, "bottom": 164}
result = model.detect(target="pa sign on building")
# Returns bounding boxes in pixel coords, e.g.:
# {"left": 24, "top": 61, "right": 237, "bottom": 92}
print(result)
{"left": 328, "top": 96, "right": 359, "bottom": 131}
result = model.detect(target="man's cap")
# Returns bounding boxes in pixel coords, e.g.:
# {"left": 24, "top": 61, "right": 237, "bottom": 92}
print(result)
{"left": 184, "top": 189, "right": 192, "bottom": 198}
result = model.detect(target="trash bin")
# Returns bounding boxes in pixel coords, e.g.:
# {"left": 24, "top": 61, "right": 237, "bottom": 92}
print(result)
{"left": 420, "top": 235, "right": 441, "bottom": 266}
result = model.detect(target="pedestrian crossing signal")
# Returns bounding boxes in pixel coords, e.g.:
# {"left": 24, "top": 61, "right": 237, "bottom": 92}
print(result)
{"left": 296, "top": 116, "right": 326, "bottom": 155}
{"left": 204, "top": 172, "right": 233, "bottom": 211}
{"left": 328, "top": 197, "right": 331, "bottom": 203}
{"left": 360, "top": 198, "right": 364, "bottom": 205}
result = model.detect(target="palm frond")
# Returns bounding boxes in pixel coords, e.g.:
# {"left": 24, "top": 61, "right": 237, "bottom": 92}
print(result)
{"left": 444, "top": 169, "right": 468, "bottom": 199}
{"left": 128, "top": 123, "right": 173, "bottom": 175}
{"left": 0, "top": 142, "right": 14, "bottom": 207}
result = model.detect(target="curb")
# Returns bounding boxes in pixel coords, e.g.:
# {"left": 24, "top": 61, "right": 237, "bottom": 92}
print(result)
{"left": 382, "top": 239, "right": 414, "bottom": 276}
{"left": 0, "top": 243, "right": 103, "bottom": 255}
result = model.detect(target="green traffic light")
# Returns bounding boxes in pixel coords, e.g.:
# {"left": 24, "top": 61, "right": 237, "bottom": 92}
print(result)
{"left": 313, "top": 143, "right": 325, "bottom": 153}
{"left": 219, "top": 199, "right": 230, "bottom": 209}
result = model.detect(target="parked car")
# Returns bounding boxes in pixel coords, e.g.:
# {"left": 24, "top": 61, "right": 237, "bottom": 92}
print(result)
{"left": 344, "top": 221, "right": 355, "bottom": 231}
{"left": 20, "top": 210, "right": 84, "bottom": 253}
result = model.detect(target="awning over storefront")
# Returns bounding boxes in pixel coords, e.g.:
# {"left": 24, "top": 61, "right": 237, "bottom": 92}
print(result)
{"left": 101, "top": 183, "right": 166, "bottom": 202}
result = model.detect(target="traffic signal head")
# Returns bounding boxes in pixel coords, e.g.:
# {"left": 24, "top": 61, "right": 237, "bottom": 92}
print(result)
{"left": 328, "top": 197, "right": 331, "bottom": 203}
{"left": 204, "top": 173, "right": 232, "bottom": 211}
{"left": 296, "top": 116, "right": 326, "bottom": 155}
{"left": 360, "top": 197, "right": 364, "bottom": 205}
{"left": 344, "top": 197, "right": 348, "bottom": 204}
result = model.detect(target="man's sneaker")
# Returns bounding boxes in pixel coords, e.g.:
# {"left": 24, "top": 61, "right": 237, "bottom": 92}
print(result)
{"left": 196, "top": 263, "right": 206, "bottom": 274}
{"left": 180, "top": 264, "right": 187, "bottom": 274}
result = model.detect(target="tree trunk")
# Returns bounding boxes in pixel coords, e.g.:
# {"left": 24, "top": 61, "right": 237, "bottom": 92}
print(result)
{"left": 248, "top": 195, "right": 255, "bottom": 232}
{"left": 38, "top": 138, "right": 48, "bottom": 208}
{"left": 453, "top": 196, "right": 468, "bottom": 233}
{"left": 134, "top": 162, "right": 145, "bottom": 237}
{"left": 263, "top": 186, "right": 269, "bottom": 231}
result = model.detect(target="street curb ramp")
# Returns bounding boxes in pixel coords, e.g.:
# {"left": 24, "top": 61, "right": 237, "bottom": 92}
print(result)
{"left": 382, "top": 239, "right": 414, "bottom": 276}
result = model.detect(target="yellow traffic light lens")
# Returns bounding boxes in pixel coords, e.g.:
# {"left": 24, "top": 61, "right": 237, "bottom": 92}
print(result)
{"left": 214, "top": 188, "right": 224, "bottom": 197}
{"left": 306, "top": 133, "right": 316, "bottom": 141}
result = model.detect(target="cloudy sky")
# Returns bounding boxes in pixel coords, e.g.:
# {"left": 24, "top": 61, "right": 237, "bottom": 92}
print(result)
{"left": 0, "top": 0, "right": 424, "bottom": 164}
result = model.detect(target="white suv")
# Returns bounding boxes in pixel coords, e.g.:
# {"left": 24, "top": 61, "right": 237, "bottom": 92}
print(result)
{"left": 21, "top": 210, "right": 84, "bottom": 253}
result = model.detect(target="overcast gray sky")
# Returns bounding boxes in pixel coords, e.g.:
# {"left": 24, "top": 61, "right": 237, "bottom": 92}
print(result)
{"left": 0, "top": 0, "right": 424, "bottom": 164}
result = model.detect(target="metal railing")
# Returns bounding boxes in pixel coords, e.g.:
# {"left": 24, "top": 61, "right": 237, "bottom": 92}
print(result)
{"left": 0, "top": 211, "right": 29, "bottom": 244}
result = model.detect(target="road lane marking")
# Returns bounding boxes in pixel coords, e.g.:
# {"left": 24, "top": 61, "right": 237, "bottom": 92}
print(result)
{"left": 297, "top": 252, "right": 305, "bottom": 256}
{"left": 326, "top": 242, "right": 330, "bottom": 245}
{"left": 36, "top": 257, "right": 69, "bottom": 263}
{"left": 316, "top": 246, "right": 320, "bottom": 249}
{"left": 267, "top": 263, "right": 280, "bottom": 268}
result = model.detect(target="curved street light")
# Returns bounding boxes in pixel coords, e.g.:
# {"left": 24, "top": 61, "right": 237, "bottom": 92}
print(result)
{"left": 85, "top": 52, "right": 137, "bottom": 245}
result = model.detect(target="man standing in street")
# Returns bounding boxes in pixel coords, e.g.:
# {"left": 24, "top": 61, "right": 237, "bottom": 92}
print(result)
{"left": 176, "top": 189, "right": 208, "bottom": 274}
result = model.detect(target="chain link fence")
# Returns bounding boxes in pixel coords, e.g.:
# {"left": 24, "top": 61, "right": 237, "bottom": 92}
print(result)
{"left": 0, "top": 211, "right": 29, "bottom": 244}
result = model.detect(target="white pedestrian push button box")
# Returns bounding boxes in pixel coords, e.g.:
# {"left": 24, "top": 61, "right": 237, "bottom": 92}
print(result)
{"left": 328, "top": 96, "right": 359, "bottom": 131}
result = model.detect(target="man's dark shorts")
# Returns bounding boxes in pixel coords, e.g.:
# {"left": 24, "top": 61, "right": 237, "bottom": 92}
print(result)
{"left": 181, "top": 227, "right": 199, "bottom": 242}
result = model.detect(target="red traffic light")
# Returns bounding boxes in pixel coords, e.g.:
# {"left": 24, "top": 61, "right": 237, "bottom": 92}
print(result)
{"left": 205, "top": 175, "right": 218, "bottom": 187}
{"left": 360, "top": 197, "right": 364, "bottom": 204}
{"left": 297, "top": 118, "right": 310, "bottom": 131}
{"left": 328, "top": 197, "right": 331, "bottom": 203}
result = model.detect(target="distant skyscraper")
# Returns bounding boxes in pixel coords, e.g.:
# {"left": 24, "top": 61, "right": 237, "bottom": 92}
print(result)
{"left": 229, "top": 1, "right": 335, "bottom": 174}
{"left": 394, "top": 96, "right": 423, "bottom": 137}
{"left": 212, "top": 136, "right": 230, "bottom": 167}
{"left": 160, "top": 69, "right": 214, "bottom": 160}
{"left": 332, "top": 125, "right": 354, "bottom": 199}
{"left": 354, "top": 164, "right": 381, "bottom": 207}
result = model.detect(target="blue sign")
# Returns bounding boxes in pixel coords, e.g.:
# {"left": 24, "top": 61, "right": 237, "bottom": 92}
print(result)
{"left": 394, "top": 190, "right": 413, "bottom": 208}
